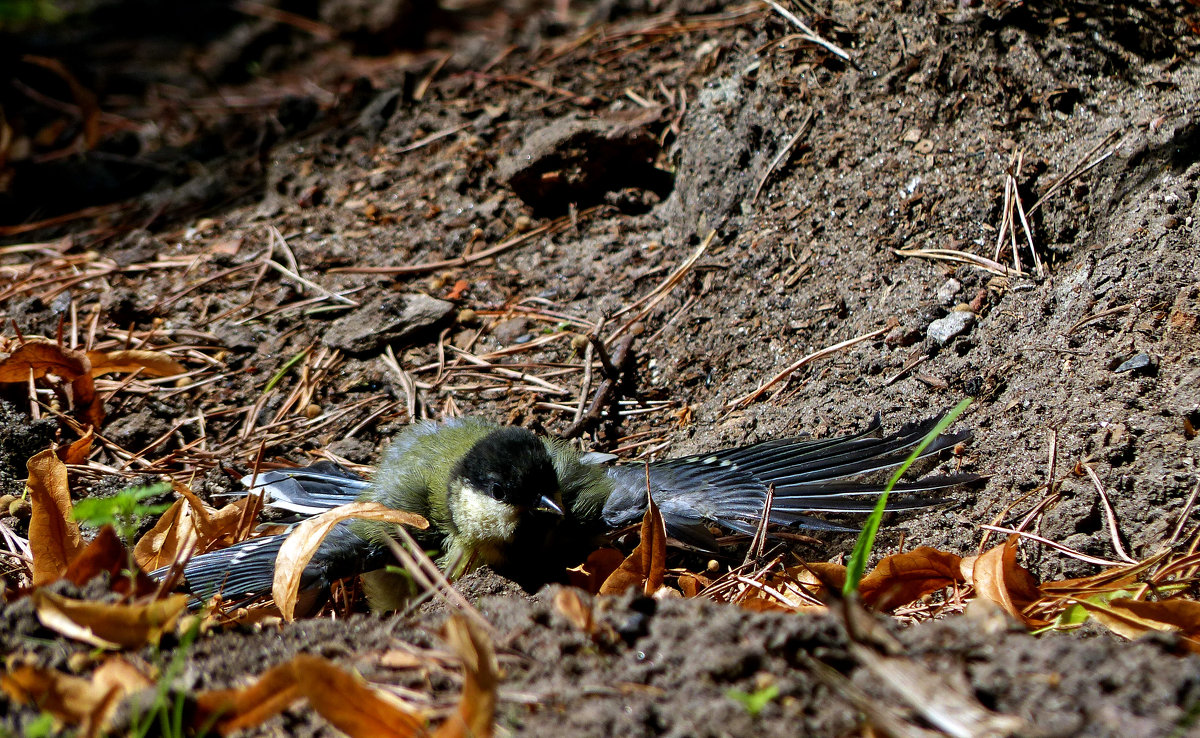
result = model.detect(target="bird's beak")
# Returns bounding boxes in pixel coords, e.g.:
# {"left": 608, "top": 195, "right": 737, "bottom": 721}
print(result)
{"left": 537, "top": 495, "right": 564, "bottom": 516}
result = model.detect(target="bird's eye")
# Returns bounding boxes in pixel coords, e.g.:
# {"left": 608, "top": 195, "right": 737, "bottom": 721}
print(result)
{"left": 486, "top": 480, "right": 509, "bottom": 502}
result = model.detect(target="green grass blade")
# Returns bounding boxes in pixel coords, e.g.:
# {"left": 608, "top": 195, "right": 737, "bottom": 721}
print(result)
{"left": 842, "top": 398, "right": 972, "bottom": 596}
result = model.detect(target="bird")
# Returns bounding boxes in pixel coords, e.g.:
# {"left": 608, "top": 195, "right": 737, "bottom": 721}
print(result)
{"left": 171, "top": 412, "right": 978, "bottom": 610}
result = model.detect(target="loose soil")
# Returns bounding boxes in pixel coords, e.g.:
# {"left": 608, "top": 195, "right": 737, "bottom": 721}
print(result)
{"left": 2, "top": 0, "right": 1200, "bottom": 735}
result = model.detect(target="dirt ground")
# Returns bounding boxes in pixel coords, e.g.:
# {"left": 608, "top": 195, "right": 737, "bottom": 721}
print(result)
{"left": 3, "top": 0, "right": 1200, "bottom": 734}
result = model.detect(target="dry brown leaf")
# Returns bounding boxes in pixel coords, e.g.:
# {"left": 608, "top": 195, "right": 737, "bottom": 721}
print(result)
{"left": 676, "top": 572, "right": 712, "bottom": 598}
{"left": 60, "top": 428, "right": 95, "bottom": 465}
{"left": 194, "top": 659, "right": 304, "bottom": 733}
{"left": 71, "top": 374, "right": 104, "bottom": 427}
{"left": 599, "top": 494, "right": 666, "bottom": 596}
{"left": 0, "top": 657, "right": 151, "bottom": 738}
{"left": 193, "top": 654, "right": 425, "bottom": 737}
{"left": 0, "top": 337, "right": 89, "bottom": 382}
{"left": 567, "top": 548, "right": 626, "bottom": 594}
{"left": 782, "top": 561, "right": 848, "bottom": 599}
{"left": 27, "top": 449, "right": 85, "bottom": 586}
{"left": 133, "top": 498, "right": 195, "bottom": 572}
{"left": 965, "top": 535, "right": 1047, "bottom": 628}
{"left": 1111, "top": 597, "right": 1200, "bottom": 634}
{"left": 86, "top": 349, "right": 185, "bottom": 378}
{"left": 180, "top": 486, "right": 259, "bottom": 552}
{"left": 65, "top": 525, "right": 159, "bottom": 596}
{"left": 93, "top": 656, "right": 155, "bottom": 692}
{"left": 1069, "top": 597, "right": 1200, "bottom": 651}
{"left": 434, "top": 616, "right": 500, "bottom": 738}
{"left": 33, "top": 590, "right": 190, "bottom": 649}
{"left": 174, "top": 482, "right": 214, "bottom": 531}
{"left": 554, "top": 588, "right": 596, "bottom": 635}
{"left": 0, "top": 338, "right": 103, "bottom": 425}
{"left": 273, "top": 501, "right": 429, "bottom": 620}
{"left": 858, "top": 546, "right": 965, "bottom": 612}
{"left": 298, "top": 656, "right": 427, "bottom": 737}
{"left": 737, "top": 597, "right": 797, "bottom": 613}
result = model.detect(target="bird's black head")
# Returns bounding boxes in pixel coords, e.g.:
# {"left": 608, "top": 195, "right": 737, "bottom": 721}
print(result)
{"left": 454, "top": 427, "right": 562, "bottom": 511}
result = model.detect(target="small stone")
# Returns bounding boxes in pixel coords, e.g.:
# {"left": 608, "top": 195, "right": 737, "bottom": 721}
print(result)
{"left": 926, "top": 311, "right": 975, "bottom": 345}
{"left": 491, "top": 318, "right": 530, "bottom": 345}
{"left": 1114, "top": 353, "right": 1157, "bottom": 376}
{"left": 457, "top": 309, "right": 478, "bottom": 325}
{"left": 570, "top": 334, "right": 590, "bottom": 353}
{"left": 885, "top": 326, "right": 921, "bottom": 347}
{"left": 936, "top": 278, "right": 963, "bottom": 304}
{"left": 513, "top": 215, "right": 533, "bottom": 233}
{"left": 304, "top": 404, "right": 323, "bottom": 419}
{"left": 322, "top": 293, "right": 456, "bottom": 354}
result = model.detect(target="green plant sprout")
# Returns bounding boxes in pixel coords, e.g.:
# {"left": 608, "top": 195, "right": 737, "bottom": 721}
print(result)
{"left": 843, "top": 398, "right": 973, "bottom": 596}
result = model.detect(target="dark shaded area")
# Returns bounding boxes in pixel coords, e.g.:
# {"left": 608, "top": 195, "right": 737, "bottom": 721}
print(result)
{"left": 0, "top": 0, "right": 438, "bottom": 230}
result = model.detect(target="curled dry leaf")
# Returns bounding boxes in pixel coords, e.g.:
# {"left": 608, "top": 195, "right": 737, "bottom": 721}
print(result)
{"left": 858, "top": 546, "right": 965, "bottom": 612}
{"left": 59, "top": 427, "right": 95, "bottom": 465}
{"left": 599, "top": 493, "right": 667, "bottom": 596}
{"left": 33, "top": 590, "right": 190, "bottom": 649}
{"left": 963, "top": 534, "right": 1047, "bottom": 628}
{"left": 554, "top": 588, "right": 596, "bottom": 635}
{"left": 133, "top": 498, "right": 195, "bottom": 572}
{"left": 26, "top": 449, "right": 85, "bottom": 586}
{"left": 764, "top": 561, "right": 848, "bottom": 606}
{"left": 0, "top": 337, "right": 184, "bottom": 426}
{"left": 65, "top": 525, "right": 159, "bottom": 596}
{"left": 1, "top": 658, "right": 152, "bottom": 738}
{"left": 435, "top": 615, "right": 500, "bottom": 738}
{"left": 273, "top": 501, "right": 429, "bottom": 620}
{"left": 567, "top": 547, "right": 625, "bottom": 594}
{"left": 86, "top": 349, "right": 185, "bottom": 378}
{"left": 0, "top": 337, "right": 102, "bottom": 425}
{"left": 184, "top": 484, "right": 261, "bottom": 551}
{"left": 136, "top": 486, "right": 279, "bottom": 574}
{"left": 676, "top": 571, "right": 712, "bottom": 598}
{"left": 0, "top": 337, "right": 89, "bottom": 383}
{"left": 194, "top": 654, "right": 426, "bottom": 737}
{"left": 1070, "top": 597, "right": 1200, "bottom": 651}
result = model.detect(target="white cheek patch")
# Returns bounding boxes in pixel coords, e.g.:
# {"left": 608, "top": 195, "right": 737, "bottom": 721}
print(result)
{"left": 455, "top": 482, "right": 521, "bottom": 546}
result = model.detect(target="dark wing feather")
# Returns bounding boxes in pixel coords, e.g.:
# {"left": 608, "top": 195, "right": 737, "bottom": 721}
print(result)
{"left": 602, "top": 413, "right": 979, "bottom": 547}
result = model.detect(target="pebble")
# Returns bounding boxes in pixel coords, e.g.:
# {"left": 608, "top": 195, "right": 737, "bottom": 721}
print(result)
{"left": 1114, "top": 353, "right": 1156, "bottom": 376}
{"left": 927, "top": 310, "right": 975, "bottom": 345}
{"left": 936, "top": 278, "right": 962, "bottom": 304}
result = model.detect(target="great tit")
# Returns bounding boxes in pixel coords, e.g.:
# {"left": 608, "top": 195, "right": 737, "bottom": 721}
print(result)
{"left": 173, "top": 413, "right": 977, "bottom": 609}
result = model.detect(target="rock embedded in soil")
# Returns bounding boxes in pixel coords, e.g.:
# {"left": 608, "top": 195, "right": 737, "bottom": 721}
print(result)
{"left": 1113, "top": 353, "right": 1157, "bottom": 376}
{"left": 926, "top": 310, "right": 976, "bottom": 346}
{"left": 322, "top": 292, "right": 455, "bottom": 353}
{"left": 936, "top": 278, "right": 963, "bottom": 304}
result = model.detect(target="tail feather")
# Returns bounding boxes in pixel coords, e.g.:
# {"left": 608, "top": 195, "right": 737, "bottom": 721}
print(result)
{"left": 160, "top": 521, "right": 385, "bottom": 608}
{"left": 166, "top": 533, "right": 288, "bottom": 601}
